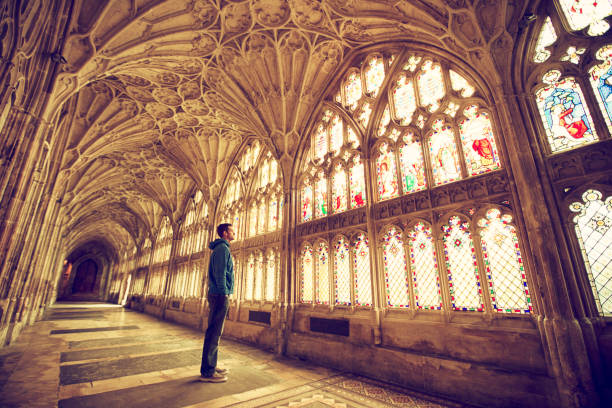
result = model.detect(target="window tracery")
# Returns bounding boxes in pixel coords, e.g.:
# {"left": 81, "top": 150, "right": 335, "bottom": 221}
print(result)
{"left": 570, "top": 189, "right": 612, "bottom": 315}
{"left": 529, "top": 3, "right": 611, "bottom": 153}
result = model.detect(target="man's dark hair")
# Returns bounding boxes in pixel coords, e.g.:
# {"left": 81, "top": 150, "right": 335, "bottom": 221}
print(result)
{"left": 217, "top": 223, "right": 232, "bottom": 238}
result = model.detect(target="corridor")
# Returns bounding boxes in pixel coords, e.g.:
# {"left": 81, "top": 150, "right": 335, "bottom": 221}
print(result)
{"left": 0, "top": 303, "right": 466, "bottom": 408}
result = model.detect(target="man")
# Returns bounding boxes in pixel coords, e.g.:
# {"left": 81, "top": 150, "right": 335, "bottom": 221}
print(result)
{"left": 200, "top": 223, "right": 235, "bottom": 382}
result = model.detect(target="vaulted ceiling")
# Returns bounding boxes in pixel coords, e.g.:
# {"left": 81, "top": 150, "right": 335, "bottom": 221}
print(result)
{"left": 45, "top": 0, "right": 528, "bottom": 254}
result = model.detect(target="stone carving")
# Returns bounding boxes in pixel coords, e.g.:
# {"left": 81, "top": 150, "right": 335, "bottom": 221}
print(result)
{"left": 253, "top": 0, "right": 290, "bottom": 27}
{"left": 182, "top": 99, "right": 209, "bottom": 116}
{"left": 191, "top": 33, "right": 217, "bottom": 56}
{"left": 178, "top": 81, "right": 201, "bottom": 100}
{"left": 191, "top": 0, "right": 218, "bottom": 29}
{"left": 222, "top": 1, "right": 252, "bottom": 34}
{"left": 152, "top": 88, "right": 182, "bottom": 106}
{"left": 145, "top": 102, "right": 174, "bottom": 119}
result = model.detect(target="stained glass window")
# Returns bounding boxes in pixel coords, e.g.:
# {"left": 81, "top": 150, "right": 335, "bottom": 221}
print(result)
{"left": 268, "top": 197, "right": 278, "bottom": 231}
{"left": 459, "top": 106, "right": 501, "bottom": 175}
{"left": 253, "top": 252, "right": 264, "bottom": 300}
{"left": 570, "top": 190, "right": 612, "bottom": 315}
{"left": 408, "top": 223, "right": 442, "bottom": 309}
{"left": 347, "top": 126, "right": 359, "bottom": 147}
{"left": 314, "top": 175, "right": 328, "bottom": 218}
{"left": 383, "top": 227, "right": 410, "bottom": 307}
{"left": 589, "top": 45, "right": 612, "bottom": 133}
{"left": 392, "top": 74, "right": 417, "bottom": 125}
{"left": 376, "top": 143, "right": 399, "bottom": 200}
{"left": 330, "top": 114, "right": 343, "bottom": 156}
{"left": 345, "top": 71, "right": 363, "bottom": 111}
{"left": 245, "top": 254, "right": 254, "bottom": 300}
{"left": 332, "top": 164, "right": 348, "bottom": 213}
{"left": 316, "top": 242, "right": 330, "bottom": 304}
{"left": 350, "top": 155, "right": 366, "bottom": 208}
{"left": 301, "top": 245, "right": 313, "bottom": 303}
{"left": 301, "top": 182, "right": 312, "bottom": 222}
{"left": 560, "top": 46, "right": 586, "bottom": 64}
{"left": 558, "top": 0, "right": 612, "bottom": 36}
{"left": 417, "top": 60, "right": 445, "bottom": 112}
{"left": 334, "top": 237, "right": 351, "bottom": 305}
{"left": 314, "top": 123, "right": 328, "bottom": 161}
{"left": 398, "top": 132, "right": 427, "bottom": 194}
{"left": 536, "top": 70, "right": 598, "bottom": 152}
{"left": 429, "top": 119, "right": 462, "bottom": 185}
{"left": 364, "top": 56, "right": 385, "bottom": 97}
{"left": 353, "top": 233, "right": 372, "bottom": 306}
{"left": 478, "top": 209, "right": 532, "bottom": 313}
{"left": 449, "top": 70, "right": 475, "bottom": 97}
{"left": 357, "top": 102, "right": 372, "bottom": 129}
{"left": 265, "top": 251, "right": 276, "bottom": 301}
{"left": 533, "top": 17, "right": 557, "bottom": 63}
{"left": 257, "top": 202, "right": 266, "bottom": 234}
{"left": 249, "top": 205, "right": 257, "bottom": 237}
{"left": 443, "top": 216, "right": 483, "bottom": 311}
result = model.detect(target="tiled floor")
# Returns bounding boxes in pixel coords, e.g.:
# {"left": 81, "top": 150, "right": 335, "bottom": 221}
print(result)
{"left": 0, "top": 302, "right": 469, "bottom": 408}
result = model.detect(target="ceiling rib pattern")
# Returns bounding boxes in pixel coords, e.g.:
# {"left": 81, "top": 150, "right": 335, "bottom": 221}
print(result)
{"left": 47, "top": 0, "right": 524, "bottom": 250}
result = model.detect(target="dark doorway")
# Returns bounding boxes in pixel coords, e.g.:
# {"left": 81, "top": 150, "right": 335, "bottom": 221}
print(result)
{"left": 72, "top": 260, "right": 97, "bottom": 293}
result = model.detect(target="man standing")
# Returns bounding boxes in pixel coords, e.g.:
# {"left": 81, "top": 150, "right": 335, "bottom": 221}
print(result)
{"left": 200, "top": 223, "right": 235, "bottom": 382}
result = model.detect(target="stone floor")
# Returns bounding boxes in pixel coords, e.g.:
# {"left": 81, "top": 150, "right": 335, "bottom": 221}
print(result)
{"left": 0, "top": 302, "right": 471, "bottom": 408}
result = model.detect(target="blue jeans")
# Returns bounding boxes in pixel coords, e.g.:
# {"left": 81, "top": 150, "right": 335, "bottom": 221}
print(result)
{"left": 200, "top": 294, "right": 229, "bottom": 377}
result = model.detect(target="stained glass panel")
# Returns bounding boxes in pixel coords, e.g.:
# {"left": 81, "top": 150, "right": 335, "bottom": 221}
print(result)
{"left": 316, "top": 242, "right": 330, "bottom": 304}
{"left": 257, "top": 202, "right": 266, "bottom": 235}
{"left": 398, "top": 133, "right": 427, "bottom": 194}
{"left": 345, "top": 71, "right": 363, "bottom": 111}
{"left": 570, "top": 190, "right": 612, "bottom": 315}
{"left": 408, "top": 222, "right": 442, "bottom": 309}
{"left": 330, "top": 114, "right": 344, "bottom": 156}
{"left": 268, "top": 198, "right": 278, "bottom": 231}
{"left": 301, "top": 246, "right": 313, "bottom": 303}
{"left": 383, "top": 227, "right": 410, "bottom": 307}
{"left": 353, "top": 233, "right": 372, "bottom": 306}
{"left": 533, "top": 17, "right": 557, "bottom": 63}
{"left": 392, "top": 74, "right": 417, "bottom": 125}
{"left": 332, "top": 164, "right": 348, "bottom": 213}
{"left": 443, "top": 216, "right": 483, "bottom": 311}
{"left": 459, "top": 106, "right": 501, "bottom": 175}
{"left": 357, "top": 102, "right": 372, "bottom": 128}
{"left": 245, "top": 254, "right": 254, "bottom": 300}
{"left": 449, "top": 70, "right": 475, "bottom": 97}
{"left": 265, "top": 252, "right": 276, "bottom": 301}
{"left": 376, "top": 143, "right": 399, "bottom": 200}
{"left": 314, "top": 123, "right": 328, "bottom": 161}
{"left": 249, "top": 205, "right": 257, "bottom": 237}
{"left": 558, "top": 0, "right": 612, "bottom": 35}
{"left": 536, "top": 71, "right": 598, "bottom": 152}
{"left": 347, "top": 126, "right": 359, "bottom": 147}
{"left": 478, "top": 209, "right": 532, "bottom": 313}
{"left": 417, "top": 60, "right": 445, "bottom": 112}
{"left": 254, "top": 253, "right": 264, "bottom": 300}
{"left": 350, "top": 155, "right": 367, "bottom": 208}
{"left": 314, "top": 176, "right": 328, "bottom": 218}
{"left": 334, "top": 237, "right": 351, "bottom": 305}
{"left": 301, "top": 182, "right": 312, "bottom": 222}
{"left": 429, "top": 120, "right": 462, "bottom": 185}
{"left": 589, "top": 45, "right": 612, "bottom": 133}
{"left": 364, "top": 56, "right": 385, "bottom": 97}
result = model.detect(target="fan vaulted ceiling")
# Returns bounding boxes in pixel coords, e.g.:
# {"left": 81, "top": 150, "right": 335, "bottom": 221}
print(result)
{"left": 46, "top": 0, "right": 524, "bottom": 253}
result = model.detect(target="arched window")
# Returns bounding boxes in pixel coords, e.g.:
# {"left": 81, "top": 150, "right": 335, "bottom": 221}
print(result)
{"left": 442, "top": 216, "right": 483, "bottom": 312}
{"left": 353, "top": 233, "right": 372, "bottom": 306}
{"left": 219, "top": 170, "right": 244, "bottom": 240}
{"left": 570, "top": 189, "right": 612, "bottom": 315}
{"left": 333, "top": 236, "right": 351, "bottom": 305}
{"left": 253, "top": 252, "right": 264, "bottom": 300}
{"left": 407, "top": 222, "right": 442, "bottom": 310}
{"left": 529, "top": 3, "right": 611, "bottom": 153}
{"left": 382, "top": 226, "right": 410, "bottom": 308}
{"left": 315, "top": 241, "right": 330, "bottom": 304}
{"left": 265, "top": 249, "right": 276, "bottom": 301}
{"left": 139, "top": 238, "right": 152, "bottom": 268}
{"left": 244, "top": 253, "right": 254, "bottom": 300}
{"left": 477, "top": 209, "right": 532, "bottom": 313}
{"left": 300, "top": 244, "right": 314, "bottom": 303}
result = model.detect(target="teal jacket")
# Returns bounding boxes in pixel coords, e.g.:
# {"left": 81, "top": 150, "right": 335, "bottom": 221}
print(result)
{"left": 207, "top": 238, "right": 234, "bottom": 295}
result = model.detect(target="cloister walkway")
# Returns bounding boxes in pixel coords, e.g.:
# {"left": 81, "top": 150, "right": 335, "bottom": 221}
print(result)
{"left": 0, "top": 302, "right": 469, "bottom": 408}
